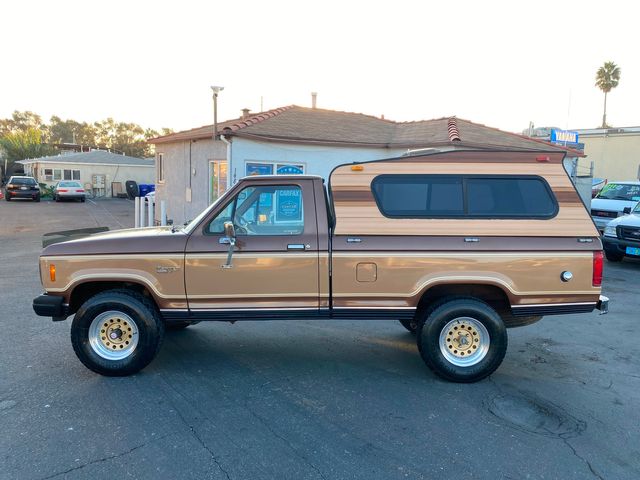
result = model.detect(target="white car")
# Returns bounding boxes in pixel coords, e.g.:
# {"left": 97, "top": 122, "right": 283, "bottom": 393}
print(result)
{"left": 590, "top": 181, "right": 640, "bottom": 231}
{"left": 54, "top": 181, "right": 86, "bottom": 202}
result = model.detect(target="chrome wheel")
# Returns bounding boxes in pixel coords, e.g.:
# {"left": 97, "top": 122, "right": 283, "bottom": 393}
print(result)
{"left": 88, "top": 311, "right": 139, "bottom": 360}
{"left": 439, "top": 316, "right": 490, "bottom": 367}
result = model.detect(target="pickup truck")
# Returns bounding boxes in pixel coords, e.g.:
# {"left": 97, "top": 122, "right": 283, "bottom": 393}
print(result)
{"left": 33, "top": 150, "right": 609, "bottom": 382}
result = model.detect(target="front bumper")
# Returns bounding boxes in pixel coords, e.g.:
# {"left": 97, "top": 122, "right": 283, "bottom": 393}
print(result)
{"left": 602, "top": 235, "right": 640, "bottom": 257}
{"left": 596, "top": 295, "right": 609, "bottom": 314}
{"left": 33, "top": 294, "right": 69, "bottom": 321}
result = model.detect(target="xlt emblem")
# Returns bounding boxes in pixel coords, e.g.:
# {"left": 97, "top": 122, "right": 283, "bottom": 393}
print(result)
{"left": 156, "top": 266, "right": 179, "bottom": 273}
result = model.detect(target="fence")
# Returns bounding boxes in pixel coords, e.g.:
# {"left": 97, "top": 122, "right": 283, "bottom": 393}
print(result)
{"left": 134, "top": 197, "right": 167, "bottom": 227}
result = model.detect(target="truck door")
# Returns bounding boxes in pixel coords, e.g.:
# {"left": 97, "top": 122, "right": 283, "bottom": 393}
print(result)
{"left": 184, "top": 179, "right": 320, "bottom": 315}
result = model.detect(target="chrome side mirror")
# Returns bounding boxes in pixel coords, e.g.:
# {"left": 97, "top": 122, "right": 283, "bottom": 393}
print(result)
{"left": 222, "top": 221, "right": 236, "bottom": 269}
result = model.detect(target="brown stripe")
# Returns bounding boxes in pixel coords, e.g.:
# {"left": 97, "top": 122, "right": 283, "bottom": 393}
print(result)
{"left": 332, "top": 190, "right": 375, "bottom": 202}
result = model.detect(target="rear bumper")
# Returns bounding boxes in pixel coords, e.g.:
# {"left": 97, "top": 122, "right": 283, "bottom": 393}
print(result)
{"left": 596, "top": 295, "right": 609, "bottom": 314}
{"left": 33, "top": 294, "right": 69, "bottom": 321}
{"left": 7, "top": 190, "right": 39, "bottom": 198}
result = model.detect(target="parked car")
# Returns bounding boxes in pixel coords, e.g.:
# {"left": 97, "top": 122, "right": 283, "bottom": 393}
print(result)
{"left": 591, "top": 181, "right": 640, "bottom": 232}
{"left": 602, "top": 202, "right": 640, "bottom": 261}
{"left": 54, "top": 181, "right": 86, "bottom": 202}
{"left": 32, "top": 150, "right": 608, "bottom": 383}
{"left": 4, "top": 176, "right": 40, "bottom": 202}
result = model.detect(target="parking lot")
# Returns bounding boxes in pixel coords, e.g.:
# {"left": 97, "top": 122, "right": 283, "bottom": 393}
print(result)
{"left": 1, "top": 197, "right": 639, "bottom": 480}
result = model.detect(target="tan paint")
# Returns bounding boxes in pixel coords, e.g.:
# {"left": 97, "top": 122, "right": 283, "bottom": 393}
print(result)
{"left": 331, "top": 252, "right": 599, "bottom": 308}
{"left": 40, "top": 254, "right": 187, "bottom": 309}
{"left": 184, "top": 252, "right": 319, "bottom": 309}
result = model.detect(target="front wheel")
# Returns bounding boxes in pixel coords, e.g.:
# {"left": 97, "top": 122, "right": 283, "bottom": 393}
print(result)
{"left": 71, "top": 290, "right": 164, "bottom": 376}
{"left": 416, "top": 298, "right": 507, "bottom": 383}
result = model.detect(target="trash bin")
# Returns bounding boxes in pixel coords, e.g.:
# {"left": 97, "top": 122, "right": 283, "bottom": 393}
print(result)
{"left": 138, "top": 184, "right": 155, "bottom": 197}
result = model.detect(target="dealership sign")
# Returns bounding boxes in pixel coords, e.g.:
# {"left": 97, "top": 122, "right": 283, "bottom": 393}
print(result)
{"left": 550, "top": 129, "right": 579, "bottom": 144}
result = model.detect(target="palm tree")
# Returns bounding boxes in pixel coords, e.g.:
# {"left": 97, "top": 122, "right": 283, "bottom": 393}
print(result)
{"left": 595, "top": 61, "right": 621, "bottom": 128}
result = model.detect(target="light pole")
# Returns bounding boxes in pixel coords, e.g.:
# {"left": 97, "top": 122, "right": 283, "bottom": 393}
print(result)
{"left": 211, "top": 86, "right": 224, "bottom": 140}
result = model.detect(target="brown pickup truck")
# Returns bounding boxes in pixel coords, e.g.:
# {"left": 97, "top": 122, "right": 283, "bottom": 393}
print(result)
{"left": 33, "top": 150, "right": 608, "bottom": 382}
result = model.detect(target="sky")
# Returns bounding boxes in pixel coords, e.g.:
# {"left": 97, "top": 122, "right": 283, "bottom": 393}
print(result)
{"left": 0, "top": 0, "right": 637, "bottom": 134}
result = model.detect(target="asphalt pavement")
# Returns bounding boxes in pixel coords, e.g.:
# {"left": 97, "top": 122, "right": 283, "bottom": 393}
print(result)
{"left": 1, "top": 197, "right": 639, "bottom": 480}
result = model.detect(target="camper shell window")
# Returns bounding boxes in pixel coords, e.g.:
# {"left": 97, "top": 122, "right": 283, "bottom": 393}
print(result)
{"left": 371, "top": 174, "right": 558, "bottom": 219}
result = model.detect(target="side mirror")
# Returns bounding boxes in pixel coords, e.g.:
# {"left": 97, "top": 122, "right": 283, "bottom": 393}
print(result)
{"left": 222, "top": 221, "right": 236, "bottom": 269}
{"left": 623, "top": 207, "right": 632, "bottom": 215}
{"left": 223, "top": 221, "right": 236, "bottom": 239}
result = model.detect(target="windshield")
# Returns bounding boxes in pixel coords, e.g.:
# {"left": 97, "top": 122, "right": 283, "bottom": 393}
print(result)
{"left": 596, "top": 183, "right": 640, "bottom": 201}
{"left": 10, "top": 177, "right": 37, "bottom": 186}
{"left": 181, "top": 195, "right": 228, "bottom": 234}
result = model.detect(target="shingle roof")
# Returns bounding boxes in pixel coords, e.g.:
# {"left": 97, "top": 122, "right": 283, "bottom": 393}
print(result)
{"left": 148, "top": 105, "right": 581, "bottom": 155}
{"left": 17, "top": 150, "right": 154, "bottom": 166}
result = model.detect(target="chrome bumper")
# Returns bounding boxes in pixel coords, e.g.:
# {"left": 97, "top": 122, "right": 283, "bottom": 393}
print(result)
{"left": 596, "top": 295, "right": 609, "bottom": 315}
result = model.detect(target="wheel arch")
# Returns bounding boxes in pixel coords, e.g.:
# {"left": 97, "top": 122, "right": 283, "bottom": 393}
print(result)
{"left": 68, "top": 280, "right": 159, "bottom": 314}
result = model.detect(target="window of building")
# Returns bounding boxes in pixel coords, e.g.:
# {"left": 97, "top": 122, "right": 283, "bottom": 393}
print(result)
{"left": 53, "top": 169, "right": 62, "bottom": 180}
{"left": 245, "top": 162, "right": 305, "bottom": 177}
{"left": 371, "top": 175, "right": 558, "bottom": 219}
{"left": 206, "top": 185, "right": 304, "bottom": 235}
{"left": 157, "top": 153, "right": 164, "bottom": 183}
{"left": 44, "top": 168, "right": 53, "bottom": 181}
{"left": 62, "top": 169, "right": 80, "bottom": 181}
{"left": 209, "top": 160, "right": 228, "bottom": 203}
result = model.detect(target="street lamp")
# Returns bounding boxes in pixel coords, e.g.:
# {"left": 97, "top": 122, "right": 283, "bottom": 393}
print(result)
{"left": 211, "top": 86, "right": 224, "bottom": 140}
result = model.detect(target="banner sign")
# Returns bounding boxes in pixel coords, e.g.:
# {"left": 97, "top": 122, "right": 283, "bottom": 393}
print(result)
{"left": 550, "top": 129, "right": 579, "bottom": 144}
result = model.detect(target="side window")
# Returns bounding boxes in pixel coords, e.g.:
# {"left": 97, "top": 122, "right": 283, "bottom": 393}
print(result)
{"left": 207, "top": 185, "right": 304, "bottom": 235}
{"left": 371, "top": 176, "right": 463, "bottom": 217}
{"left": 466, "top": 178, "right": 557, "bottom": 217}
{"left": 371, "top": 175, "right": 557, "bottom": 219}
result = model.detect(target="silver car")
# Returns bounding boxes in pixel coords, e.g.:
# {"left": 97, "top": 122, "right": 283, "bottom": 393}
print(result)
{"left": 54, "top": 181, "right": 86, "bottom": 202}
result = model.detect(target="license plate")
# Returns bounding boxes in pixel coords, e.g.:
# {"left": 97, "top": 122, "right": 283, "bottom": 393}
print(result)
{"left": 20, "top": 186, "right": 27, "bottom": 190}
{"left": 626, "top": 247, "right": 640, "bottom": 256}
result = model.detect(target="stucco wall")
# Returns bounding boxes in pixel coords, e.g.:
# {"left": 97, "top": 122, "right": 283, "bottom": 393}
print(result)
{"left": 582, "top": 133, "right": 640, "bottom": 181}
{"left": 154, "top": 138, "right": 227, "bottom": 225}
{"left": 27, "top": 161, "right": 154, "bottom": 197}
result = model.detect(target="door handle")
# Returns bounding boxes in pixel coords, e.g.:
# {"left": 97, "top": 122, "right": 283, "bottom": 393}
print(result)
{"left": 287, "top": 244, "right": 305, "bottom": 250}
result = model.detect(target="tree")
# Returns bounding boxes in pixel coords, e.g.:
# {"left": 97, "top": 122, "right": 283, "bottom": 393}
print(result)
{"left": 0, "top": 111, "right": 45, "bottom": 137}
{"left": 49, "top": 116, "right": 97, "bottom": 145}
{"left": 0, "top": 128, "right": 57, "bottom": 168}
{"left": 595, "top": 61, "right": 621, "bottom": 128}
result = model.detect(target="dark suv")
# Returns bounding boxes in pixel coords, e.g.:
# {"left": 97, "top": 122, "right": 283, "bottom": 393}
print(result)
{"left": 4, "top": 176, "right": 41, "bottom": 202}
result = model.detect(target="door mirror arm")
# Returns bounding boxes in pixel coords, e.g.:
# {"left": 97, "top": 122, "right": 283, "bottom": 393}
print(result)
{"left": 222, "top": 221, "right": 236, "bottom": 269}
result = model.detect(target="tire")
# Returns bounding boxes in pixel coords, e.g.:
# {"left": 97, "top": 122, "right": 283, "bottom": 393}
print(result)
{"left": 399, "top": 318, "right": 418, "bottom": 334}
{"left": 605, "top": 251, "right": 623, "bottom": 262}
{"left": 71, "top": 290, "right": 165, "bottom": 376}
{"left": 34, "top": 195, "right": 40, "bottom": 202}
{"left": 80, "top": 197, "right": 86, "bottom": 203}
{"left": 55, "top": 195, "right": 60, "bottom": 202}
{"left": 416, "top": 297, "right": 507, "bottom": 383}
{"left": 5, "top": 195, "right": 10, "bottom": 201}
{"left": 165, "top": 320, "right": 200, "bottom": 331}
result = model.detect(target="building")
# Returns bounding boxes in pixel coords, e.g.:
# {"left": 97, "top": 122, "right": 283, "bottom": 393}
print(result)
{"left": 573, "top": 127, "right": 640, "bottom": 182}
{"left": 18, "top": 150, "right": 154, "bottom": 197}
{"left": 149, "top": 106, "right": 582, "bottom": 225}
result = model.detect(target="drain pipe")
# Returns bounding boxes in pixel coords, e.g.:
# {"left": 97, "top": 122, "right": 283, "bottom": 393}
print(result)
{"left": 219, "top": 134, "right": 232, "bottom": 188}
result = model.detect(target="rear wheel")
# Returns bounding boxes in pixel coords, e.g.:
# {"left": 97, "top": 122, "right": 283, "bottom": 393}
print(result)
{"left": 416, "top": 297, "right": 507, "bottom": 383}
{"left": 5, "top": 195, "right": 10, "bottom": 201}
{"left": 55, "top": 195, "right": 60, "bottom": 202}
{"left": 80, "top": 197, "right": 86, "bottom": 203}
{"left": 71, "top": 290, "right": 164, "bottom": 376}
{"left": 605, "top": 251, "right": 623, "bottom": 262}
{"left": 399, "top": 318, "right": 418, "bottom": 334}
{"left": 34, "top": 195, "right": 40, "bottom": 202}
